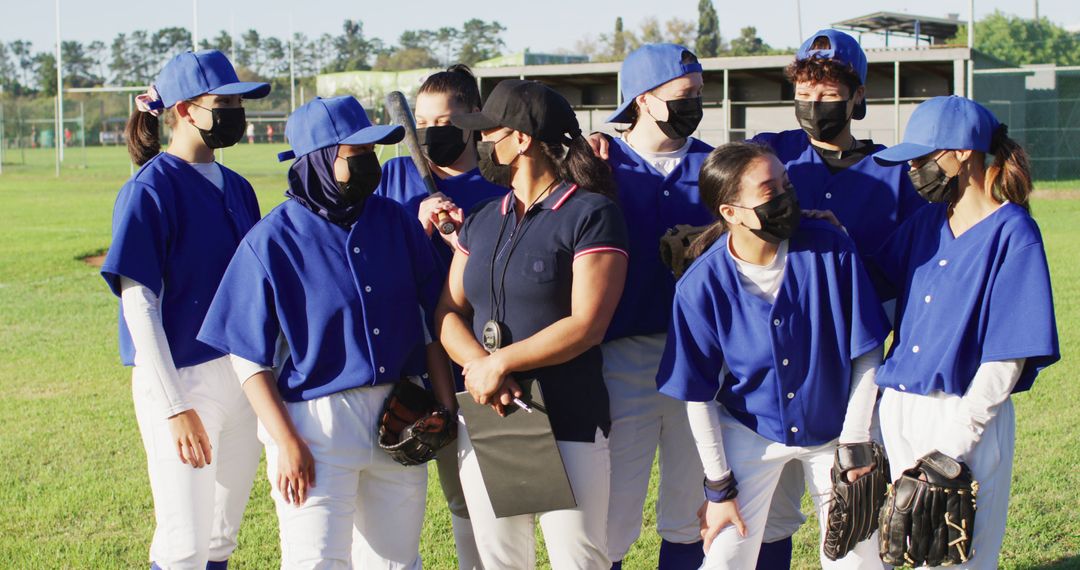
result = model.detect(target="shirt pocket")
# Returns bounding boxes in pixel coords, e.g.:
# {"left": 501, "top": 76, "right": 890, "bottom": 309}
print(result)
{"left": 521, "top": 252, "right": 558, "bottom": 283}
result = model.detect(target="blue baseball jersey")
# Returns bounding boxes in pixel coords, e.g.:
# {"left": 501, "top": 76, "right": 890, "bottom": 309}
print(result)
{"left": 872, "top": 202, "right": 1059, "bottom": 396}
{"left": 752, "top": 130, "right": 925, "bottom": 257}
{"left": 100, "top": 152, "right": 261, "bottom": 368}
{"left": 457, "top": 183, "right": 629, "bottom": 442}
{"left": 604, "top": 137, "right": 715, "bottom": 341}
{"left": 197, "top": 196, "right": 443, "bottom": 402}
{"left": 656, "top": 219, "right": 890, "bottom": 446}
{"left": 375, "top": 156, "right": 505, "bottom": 266}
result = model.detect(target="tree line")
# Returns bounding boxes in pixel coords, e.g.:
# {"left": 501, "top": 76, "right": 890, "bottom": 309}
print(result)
{"left": 0, "top": 18, "right": 506, "bottom": 96}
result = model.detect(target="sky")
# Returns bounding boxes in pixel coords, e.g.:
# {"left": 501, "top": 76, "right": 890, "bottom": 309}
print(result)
{"left": 3, "top": 0, "right": 1077, "bottom": 58}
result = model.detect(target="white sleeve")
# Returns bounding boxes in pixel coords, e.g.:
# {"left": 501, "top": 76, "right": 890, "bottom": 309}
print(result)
{"left": 230, "top": 332, "right": 286, "bottom": 385}
{"left": 839, "top": 344, "right": 883, "bottom": 444}
{"left": 936, "top": 359, "right": 1025, "bottom": 462}
{"left": 686, "top": 401, "right": 730, "bottom": 481}
{"left": 120, "top": 277, "right": 191, "bottom": 419}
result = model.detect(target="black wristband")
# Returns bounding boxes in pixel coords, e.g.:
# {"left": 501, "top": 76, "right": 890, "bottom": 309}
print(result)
{"left": 703, "top": 471, "right": 739, "bottom": 503}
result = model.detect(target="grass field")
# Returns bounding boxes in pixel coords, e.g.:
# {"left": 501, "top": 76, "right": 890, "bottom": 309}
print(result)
{"left": 0, "top": 145, "right": 1076, "bottom": 569}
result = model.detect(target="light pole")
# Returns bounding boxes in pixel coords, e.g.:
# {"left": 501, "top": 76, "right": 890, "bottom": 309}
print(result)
{"left": 55, "top": 0, "right": 63, "bottom": 175}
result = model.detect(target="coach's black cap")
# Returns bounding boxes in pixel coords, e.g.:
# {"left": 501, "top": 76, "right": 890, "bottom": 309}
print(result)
{"left": 452, "top": 79, "right": 581, "bottom": 144}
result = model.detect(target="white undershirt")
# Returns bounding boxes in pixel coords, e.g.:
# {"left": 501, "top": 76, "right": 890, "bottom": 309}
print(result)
{"left": 933, "top": 358, "right": 1025, "bottom": 462}
{"left": 188, "top": 161, "right": 224, "bottom": 191}
{"left": 622, "top": 135, "right": 691, "bottom": 175}
{"left": 687, "top": 240, "right": 882, "bottom": 480}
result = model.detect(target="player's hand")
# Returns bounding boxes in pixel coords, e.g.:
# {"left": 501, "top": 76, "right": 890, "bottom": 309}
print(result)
{"left": 803, "top": 209, "right": 846, "bottom": 233}
{"left": 418, "top": 193, "right": 458, "bottom": 236}
{"left": 586, "top": 132, "right": 612, "bottom": 160}
{"left": 168, "top": 408, "right": 212, "bottom": 468}
{"left": 846, "top": 464, "right": 874, "bottom": 483}
{"left": 276, "top": 435, "right": 316, "bottom": 506}
{"left": 462, "top": 353, "right": 509, "bottom": 406}
{"left": 699, "top": 499, "right": 747, "bottom": 553}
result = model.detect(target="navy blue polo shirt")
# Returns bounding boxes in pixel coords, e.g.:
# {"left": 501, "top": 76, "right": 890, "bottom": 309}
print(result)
{"left": 198, "top": 196, "right": 443, "bottom": 402}
{"left": 101, "top": 152, "right": 262, "bottom": 368}
{"left": 376, "top": 156, "right": 505, "bottom": 266}
{"left": 604, "top": 137, "right": 715, "bottom": 341}
{"left": 456, "top": 183, "right": 630, "bottom": 442}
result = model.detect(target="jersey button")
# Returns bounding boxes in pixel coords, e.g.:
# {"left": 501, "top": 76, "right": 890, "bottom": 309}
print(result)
{"left": 782, "top": 358, "right": 790, "bottom": 366}
{"left": 825, "top": 192, "right": 832, "bottom": 199}
{"left": 899, "top": 384, "right": 907, "bottom": 391}
{"left": 663, "top": 190, "right": 671, "bottom": 197}
{"left": 912, "top": 345, "right": 920, "bottom": 353}
{"left": 924, "top": 295, "right": 932, "bottom": 303}
{"left": 790, "top": 426, "right": 799, "bottom": 433}
{"left": 786, "top": 392, "right": 795, "bottom": 399}
{"left": 378, "top": 366, "right": 386, "bottom": 373}
{"left": 773, "top": 318, "right": 781, "bottom": 326}
{"left": 938, "top": 259, "right": 948, "bottom": 267}
{"left": 353, "top": 247, "right": 361, "bottom": 254}
{"left": 364, "top": 286, "right": 372, "bottom": 293}
{"left": 373, "top": 328, "right": 380, "bottom": 335}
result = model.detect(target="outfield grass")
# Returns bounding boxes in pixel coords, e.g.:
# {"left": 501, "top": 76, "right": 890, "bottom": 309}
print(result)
{"left": 0, "top": 145, "right": 1076, "bottom": 569}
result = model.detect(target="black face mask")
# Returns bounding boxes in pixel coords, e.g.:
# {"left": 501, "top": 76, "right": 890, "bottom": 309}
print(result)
{"left": 794, "top": 100, "right": 851, "bottom": 143}
{"left": 908, "top": 157, "right": 958, "bottom": 203}
{"left": 190, "top": 104, "right": 247, "bottom": 149}
{"left": 746, "top": 189, "right": 801, "bottom": 243}
{"left": 336, "top": 153, "right": 382, "bottom": 205}
{"left": 476, "top": 138, "right": 518, "bottom": 188}
{"left": 652, "top": 96, "right": 703, "bottom": 140}
{"left": 418, "top": 125, "right": 468, "bottom": 167}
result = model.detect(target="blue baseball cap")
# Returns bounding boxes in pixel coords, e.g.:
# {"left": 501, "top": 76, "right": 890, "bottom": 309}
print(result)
{"left": 874, "top": 96, "right": 1001, "bottom": 165}
{"left": 153, "top": 50, "right": 270, "bottom": 109}
{"left": 278, "top": 96, "right": 404, "bottom": 162}
{"left": 606, "top": 43, "right": 703, "bottom": 124}
{"left": 796, "top": 29, "right": 867, "bottom": 119}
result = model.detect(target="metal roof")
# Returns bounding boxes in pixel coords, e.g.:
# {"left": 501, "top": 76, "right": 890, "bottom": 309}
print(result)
{"left": 831, "top": 11, "right": 963, "bottom": 43}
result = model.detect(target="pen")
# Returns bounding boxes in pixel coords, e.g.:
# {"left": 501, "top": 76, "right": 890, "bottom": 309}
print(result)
{"left": 513, "top": 398, "right": 533, "bottom": 413}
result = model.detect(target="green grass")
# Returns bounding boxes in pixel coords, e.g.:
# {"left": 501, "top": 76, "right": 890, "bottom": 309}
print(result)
{"left": 1, "top": 145, "right": 1077, "bottom": 569}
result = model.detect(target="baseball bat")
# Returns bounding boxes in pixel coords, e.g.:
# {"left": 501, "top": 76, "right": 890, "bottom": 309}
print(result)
{"left": 385, "top": 90, "right": 456, "bottom": 235}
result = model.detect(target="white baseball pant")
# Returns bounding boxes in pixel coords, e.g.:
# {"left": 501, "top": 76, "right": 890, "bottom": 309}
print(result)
{"left": 458, "top": 420, "right": 611, "bottom": 569}
{"left": 701, "top": 408, "right": 882, "bottom": 569}
{"left": 878, "top": 388, "right": 1015, "bottom": 570}
{"left": 132, "top": 356, "right": 260, "bottom": 569}
{"left": 261, "top": 383, "right": 427, "bottom": 569}
{"left": 602, "top": 333, "right": 703, "bottom": 560}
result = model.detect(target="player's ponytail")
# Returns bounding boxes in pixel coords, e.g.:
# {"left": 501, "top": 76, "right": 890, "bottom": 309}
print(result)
{"left": 540, "top": 133, "right": 616, "bottom": 198}
{"left": 125, "top": 108, "right": 161, "bottom": 166}
{"left": 984, "top": 124, "right": 1033, "bottom": 212}
{"left": 688, "top": 142, "right": 777, "bottom": 258}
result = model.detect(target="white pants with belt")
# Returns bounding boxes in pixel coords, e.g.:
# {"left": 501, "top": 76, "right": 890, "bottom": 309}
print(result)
{"left": 261, "top": 383, "right": 427, "bottom": 569}
{"left": 132, "top": 356, "right": 261, "bottom": 569}
{"left": 458, "top": 418, "right": 611, "bottom": 569}
{"left": 602, "top": 334, "right": 703, "bottom": 560}
{"left": 701, "top": 409, "right": 882, "bottom": 570}
{"left": 879, "top": 388, "right": 1015, "bottom": 570}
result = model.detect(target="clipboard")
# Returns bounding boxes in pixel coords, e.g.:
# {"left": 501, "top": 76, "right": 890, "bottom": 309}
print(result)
{"left": 456, "top": 379, "right": 577, "bottom": 517}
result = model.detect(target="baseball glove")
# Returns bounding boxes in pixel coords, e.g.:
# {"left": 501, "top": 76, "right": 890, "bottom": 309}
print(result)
{"left": 879, "top": 451, "right": 979, "bottom": 567}
{"left": 659, "top": 224, "right": 709, "bottom": 279}
{"left": 823, "top": 442, "right": 891, "bottom": 561}
{"left": 378, "top": 379, "right": 456, "bottom": 466}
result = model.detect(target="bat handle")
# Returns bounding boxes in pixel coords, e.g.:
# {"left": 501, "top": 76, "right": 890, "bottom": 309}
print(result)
{"left": 437, "top": 211, "right": 456, "bottom": 235}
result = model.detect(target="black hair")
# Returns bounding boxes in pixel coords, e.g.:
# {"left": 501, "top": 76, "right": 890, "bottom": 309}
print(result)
{"left": 418, "top": 64, "right": 482, "bottom": 110}
{"left": 687, "top": 142, "right": 777, "bottom": 258}
{"left": 539, "top": 135, "right": 617, "bottom": 198}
